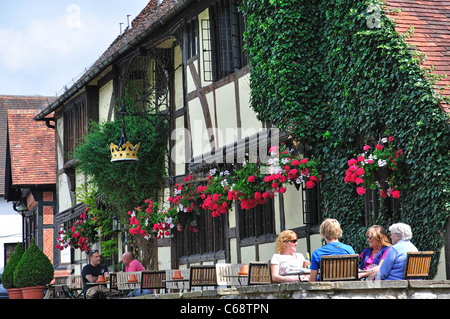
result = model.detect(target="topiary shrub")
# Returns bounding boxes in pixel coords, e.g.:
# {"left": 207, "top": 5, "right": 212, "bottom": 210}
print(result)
{"left": 1, "top": 243, "right": 23, "bottom": 289}
{"left": 13, "top": 240, "right": 54, "bottom": 288}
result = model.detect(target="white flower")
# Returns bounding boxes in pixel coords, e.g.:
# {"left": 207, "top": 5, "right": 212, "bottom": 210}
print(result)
{"left": 381, "top": 137, "right": 388, "bottom": 144}
{"left": 221, "top": 179, "right": 228, "bottom": 188}
{"left": 378, "top": 159, "right": 387, "bottom": 167}
{"left": 209, "top": 168, "right": 217, "bottom": 176}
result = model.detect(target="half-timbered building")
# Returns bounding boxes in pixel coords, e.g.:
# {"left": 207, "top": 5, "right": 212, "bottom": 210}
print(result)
{"left": 34, "top": 0, "right": 449, "bottom": 278}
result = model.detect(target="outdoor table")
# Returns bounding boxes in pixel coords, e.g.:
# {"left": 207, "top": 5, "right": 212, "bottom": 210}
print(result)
{"left": 162, "top": 278, "right": 190, "bottom": 292}
{"left": 222, "top": 274, "right": 248, "bottom": 286}
{"left": 281, "top": 269, "right": 311, "bottom": 281}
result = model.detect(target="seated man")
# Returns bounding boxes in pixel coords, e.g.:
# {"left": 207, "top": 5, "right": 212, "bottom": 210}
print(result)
{"left": 82, "top": 250, "right": 111, "bottom": 299}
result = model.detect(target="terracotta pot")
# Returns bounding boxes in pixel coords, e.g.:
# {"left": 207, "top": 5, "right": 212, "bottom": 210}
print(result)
{"left": 171, "top": 270, "right": 183, "bottom": 280}
{"left": 128, "top": 274, "right": 138, "bottom": 282}
{"left": 7, "top": 288, "right": 23, "bottom": 299}
{"left": 238, "top": 265, "right": 248, "bottom": 276}
{"left": 21, "top": 286, "right": 46, "bottom": 299}
{"left": 97, "top": 275, "right": 105, "bottom": 282}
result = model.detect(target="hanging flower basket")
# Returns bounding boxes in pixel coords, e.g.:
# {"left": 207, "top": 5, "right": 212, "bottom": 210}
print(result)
{"left": 56, "top": 207, "right": 99, "bottom": 253}
{"left": 345, "top": 135, "right": 404, "bottom": 198}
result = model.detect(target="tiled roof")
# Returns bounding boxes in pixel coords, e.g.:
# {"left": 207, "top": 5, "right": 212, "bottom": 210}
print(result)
{"left": 387, "top": 0, "right": 450, "bottom": 113}
{"left": 7, "top": 109, "right": 56, "bottom": 187}
{"left": 0, "top": 96, "right": 54, "bottom": 195}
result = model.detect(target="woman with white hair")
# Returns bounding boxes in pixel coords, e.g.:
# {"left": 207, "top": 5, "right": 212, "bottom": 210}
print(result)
{"left": 377, "top": 223, "right": 418, "bottom": 280}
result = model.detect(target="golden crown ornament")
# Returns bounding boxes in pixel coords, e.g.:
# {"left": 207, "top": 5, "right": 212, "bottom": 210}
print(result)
{"left": 110, "top": 141, "right": 141, "bottom": 162}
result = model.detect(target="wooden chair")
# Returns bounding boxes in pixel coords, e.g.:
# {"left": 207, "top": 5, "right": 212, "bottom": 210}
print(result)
{"left": 215, "top": 263, "right": 248, "bottom": 287}
{"left": 248, "top": 261, "right": 272, "bottom": 285}
{"left": 189, "top": 265, "right": 217, "bottom": 291}
{"left": 109, "top": 272, "right": 122, "bottom": 298}
{"left": 52, "top": 276, "right": 69, "bottom": 298}
{"left": 141, "top": 270, "right": 166, "bottom": 294}
{"left": 165, "top": 269, "right": 190, "bottom": 292}
{"left": 68, "top": 275, "right": 83, "bottom": 298}
{"left": 319, "top": 254, "right": 359, "bottom": 281}
{"left": 404, "top": 251, "right": 434, "bottom": 279}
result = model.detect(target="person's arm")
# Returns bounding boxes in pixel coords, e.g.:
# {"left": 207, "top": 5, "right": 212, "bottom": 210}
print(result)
{"left": 270, "top": 264, "right": 299, "bottom": 283}
{"left": 309, "top": 269, "right": 318, "bottom": 282}
{"left": 377, "top": 248, "right": 396, "bottom": 280}
{"left": 85, "top": 274, "right": 97, "bottom": 283}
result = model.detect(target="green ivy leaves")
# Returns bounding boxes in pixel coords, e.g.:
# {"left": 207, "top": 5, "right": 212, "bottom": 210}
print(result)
{"left": 241, "top": 0, "right": 449, "bottom": 278}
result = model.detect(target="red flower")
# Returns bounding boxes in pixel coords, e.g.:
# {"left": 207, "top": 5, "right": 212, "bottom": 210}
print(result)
{"left": 291, "top": 159, "right": 300, "bottom": 166}
{"left": 248, "top": 175, "right": 256, "bottom": 182}
{"left": 391, "top": 190, "right": 400, "bottom": 199}
{"left": 357, "top": 187, "right": 366, "bottom": 195}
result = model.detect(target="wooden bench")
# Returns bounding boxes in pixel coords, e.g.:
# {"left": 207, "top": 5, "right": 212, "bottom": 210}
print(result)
{"left": 319, "top": 254, "right": 359, "bottom": 281}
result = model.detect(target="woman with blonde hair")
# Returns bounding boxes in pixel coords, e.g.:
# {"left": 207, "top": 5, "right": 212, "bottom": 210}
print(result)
{"left": 309, "top": 219, "right": 355, "bottom": 281}
{"left": 270, "top": 230, "right": 308, "bottom": 283}
{"left": 359, "top": 225, "right": 391, "bottom": 279}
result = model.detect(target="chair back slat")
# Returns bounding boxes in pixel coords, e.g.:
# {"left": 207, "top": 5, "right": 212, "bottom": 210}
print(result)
{"left": 404, "top": 251, "right": 434, "bottom": 279}
{"left": 320, "top": 254, "right": 359, "bottom": 281}
{"left": 248, "top": 262, "right": 272, "bottom": 285}
{"left": 189, "top": 265, "right": 217, "bottom": 288}
{"left": 141, "top": 270, "right": 166, "bottom": 290}
{"left": 216, "top": 263, "right": 248, "bottom": 286}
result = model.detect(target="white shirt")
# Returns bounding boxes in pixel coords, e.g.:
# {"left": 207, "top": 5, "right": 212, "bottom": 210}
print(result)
{"left": 271, "top": 253, "right": 306, "bottom": 275}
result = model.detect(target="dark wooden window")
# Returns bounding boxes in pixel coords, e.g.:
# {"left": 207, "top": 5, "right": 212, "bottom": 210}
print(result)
{"left": 176, "top": 206, "right": 226, "bottom": 258}
{"left": 63, "top": 98, "right": 87, "bottom": 163}
{"left": 207, "top": 0, "right": 248, "bottom": 81}
{"left": 238, "top": 198, "right": 275, "bottom": 240}
{"left": 302, "top": 184, "right": 321, "bottom": 225}
{"left": 187, "top": 18, "right": 198, "bottom": 60}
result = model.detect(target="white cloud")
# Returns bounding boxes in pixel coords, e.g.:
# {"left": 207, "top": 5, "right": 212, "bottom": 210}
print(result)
{"left": 0, "top": 7, "right": 106, "bottom": 73}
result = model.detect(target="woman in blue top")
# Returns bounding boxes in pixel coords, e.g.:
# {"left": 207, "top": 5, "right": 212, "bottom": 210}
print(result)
{"left": 377, "top": 223, "right": 418, "bottom": 280}
{"left": 309, "top": 218, "right": 355, "bottom": 281}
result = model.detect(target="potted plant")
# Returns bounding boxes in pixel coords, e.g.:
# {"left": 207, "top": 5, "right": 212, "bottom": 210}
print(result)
{"left": 2, "top": 243, "right": 24, "bottom": 299}
{"left": 13, "top": 239, "right": 54, "bottom": 299}
{"left": 345, "top": 135, "right": 404, "bottom": 198}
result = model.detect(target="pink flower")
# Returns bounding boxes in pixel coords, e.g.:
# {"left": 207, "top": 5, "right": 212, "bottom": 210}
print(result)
{"left": 248, "top": 175, "right": 256, "bottom": 182}
{"left": 356, "top": 187, "right": 366, "bottom": 195}
{"left": 305, "top": 181, "right": 315, "bottom": 189}
{"left": 291, "top": 159, "right": 299, "bottom": 166}
{"left": 388, "top": 136, "right": 393, "bottom": 142}
{"left": 300, "top": 158, "right": 309, "bottom": 165}
{"left": 391, "top": 190, "right": 400, "bottom": 199}
{"left": 363, "top": 144, "right": 370, "bottom": 151}
{"left": 376, "top": 144, "right": 383, "bottom": 150}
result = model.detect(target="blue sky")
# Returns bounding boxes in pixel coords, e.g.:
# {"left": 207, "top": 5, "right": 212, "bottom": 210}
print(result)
{"left": 0, "top": 0, "right": 150, "bottom": 97}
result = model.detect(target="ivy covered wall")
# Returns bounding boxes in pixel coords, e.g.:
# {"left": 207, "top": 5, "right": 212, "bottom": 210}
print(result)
{"left": 241, "top": 0, "right": 449, "bottom": 277}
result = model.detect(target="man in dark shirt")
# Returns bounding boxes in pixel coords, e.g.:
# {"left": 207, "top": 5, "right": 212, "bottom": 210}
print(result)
{"left": 82, "top": 250, "right": 110, "bottom": 299}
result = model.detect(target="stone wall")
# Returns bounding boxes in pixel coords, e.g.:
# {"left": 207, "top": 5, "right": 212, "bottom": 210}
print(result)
{"left": 136, "top": 280, "right": 450, "bottom": 299}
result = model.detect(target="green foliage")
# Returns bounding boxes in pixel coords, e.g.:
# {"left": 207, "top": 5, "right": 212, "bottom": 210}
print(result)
{"left": 75, "top": 186, "right": 118, "bottom": 258}
{"left": 74, "top": 114, "right": 168, "bottom": 214}
{"left": 241, "top": 0, "right": 450, "bottom": 277}
{"left": 2, "top": 243, "right": 23, "bottom": 289}
{"left": 14, "top": 240, "right": 54, "bottom": 288}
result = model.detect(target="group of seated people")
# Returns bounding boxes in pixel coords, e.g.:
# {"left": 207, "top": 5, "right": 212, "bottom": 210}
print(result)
{"left": 270, "top": 218, "right": 419, "bottom": 282}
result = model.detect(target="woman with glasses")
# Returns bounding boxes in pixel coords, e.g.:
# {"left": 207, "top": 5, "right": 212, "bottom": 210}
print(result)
{"left": 359, "top": 225, "right": 391, "bottom": 280}
{"left": 309, "top": 219, "right": 355, "bottom": 282}
{"left": 270, "top": 230, "right": 308, "bottom": 283}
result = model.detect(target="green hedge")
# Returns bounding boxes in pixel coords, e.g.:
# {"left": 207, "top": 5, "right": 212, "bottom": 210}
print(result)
{"left": 241, "top": 0, "right": 449, "bottom": 277}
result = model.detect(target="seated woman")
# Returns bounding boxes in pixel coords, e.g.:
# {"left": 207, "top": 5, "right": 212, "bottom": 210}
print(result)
{"left": 270, "top": 230, "right": 308, "bottom": 283}
{"left": 309, "top": 218, "right": 355, "bottom": 282}
{"left": 378, "top": 222, "right": 418, "bottom": 280}
{"left": 359, "top": 225, "right": 391, "bottom": 280}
